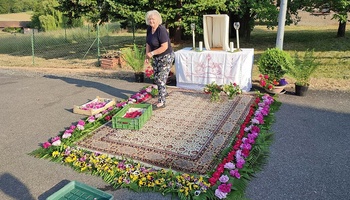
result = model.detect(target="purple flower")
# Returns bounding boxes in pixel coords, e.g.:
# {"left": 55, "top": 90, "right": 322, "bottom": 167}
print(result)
{"left": 230, "top": 169, "right": 241, "bottom": 179}
{"left": 215, "top": 189, "right": 227, "bottom": 199}
{"left": 236, "top": 158, "right": 245, "bottom": 169}
{"left": 279, "top": 78, "right": 288, "bottom": 86}
{"left": 219, "top": 175, "right": 229, "bottom": 183}
{"left": 224, "top": 162, "right": 235, "bottom": 170}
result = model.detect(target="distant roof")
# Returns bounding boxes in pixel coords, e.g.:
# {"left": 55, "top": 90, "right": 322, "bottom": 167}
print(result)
{"left": 0, "top": 12, "right": 32, "bottom": 21}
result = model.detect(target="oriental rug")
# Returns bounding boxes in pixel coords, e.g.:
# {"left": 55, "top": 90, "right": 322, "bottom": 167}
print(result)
{"left": 76, "top": 88, "right": 256, "bottom": 174}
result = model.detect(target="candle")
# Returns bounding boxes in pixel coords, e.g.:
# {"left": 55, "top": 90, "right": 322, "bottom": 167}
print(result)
{"left": 236, "top": 29, "right": 240, "bottom": 49}
{"left": 199, "top": 41, "right": 203, "bottom": 51}
{"left": 230, "top": 42, "right": 234, "bottom": 52}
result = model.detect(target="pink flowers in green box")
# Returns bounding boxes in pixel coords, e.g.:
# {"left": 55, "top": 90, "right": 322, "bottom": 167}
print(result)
{"left": 80, "top": 99, "right": 110, "bottom": 110}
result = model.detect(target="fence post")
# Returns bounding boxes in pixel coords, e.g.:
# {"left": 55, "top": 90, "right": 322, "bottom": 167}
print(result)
{"left": 31, "top": 29, "right": 35, "bottom": 65}
{"left": 97, "top": 24, "right": 100, "bottom": 66}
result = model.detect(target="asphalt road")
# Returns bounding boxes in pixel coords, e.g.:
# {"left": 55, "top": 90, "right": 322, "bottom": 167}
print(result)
{"left": 0, "top": 68, "right": 349, "bottom": 200}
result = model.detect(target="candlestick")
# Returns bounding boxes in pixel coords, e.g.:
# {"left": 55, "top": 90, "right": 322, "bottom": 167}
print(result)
{"left": 191, "top": 23, "right": 195, "bottom": 50}
{"left": 236, "top": 29, "right": 240, "bottom": 49}
{"left": 192, "top": 30, "right": 195, "bottom": 50}
{"left": 233, "top": 22, "right": 240, "bottom": 50}
{"left": 199, "top": 41, "right": 203, "bottom": 51}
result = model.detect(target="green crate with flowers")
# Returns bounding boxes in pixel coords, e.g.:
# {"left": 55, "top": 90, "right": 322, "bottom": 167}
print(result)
{"left": 112, "top": 103, "right": 152, "bottom": 130}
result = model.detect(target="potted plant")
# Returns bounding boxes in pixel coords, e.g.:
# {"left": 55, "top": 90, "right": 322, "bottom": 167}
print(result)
{"left": 258, "top": 48, "right": 294, "bottom": 94}
{"left": 288, "top": 49, "right": 319, "bottom": 96}
{"left": 122, "top": 44, "right": 146, "bottom": 82}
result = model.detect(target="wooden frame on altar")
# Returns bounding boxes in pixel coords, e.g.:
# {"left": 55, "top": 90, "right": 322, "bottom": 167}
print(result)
{"left": 203, "top": 14, "right": 230, "bottom": 51}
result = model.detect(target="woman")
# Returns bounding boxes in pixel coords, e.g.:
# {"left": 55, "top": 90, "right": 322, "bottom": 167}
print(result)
{"left": 145, "top": 10, "right": 174, "bottom": 110}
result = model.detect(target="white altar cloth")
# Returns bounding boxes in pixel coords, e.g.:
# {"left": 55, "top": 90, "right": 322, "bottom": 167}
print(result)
{"left": 175, "top": 47, "right": 254, "bottom": 92}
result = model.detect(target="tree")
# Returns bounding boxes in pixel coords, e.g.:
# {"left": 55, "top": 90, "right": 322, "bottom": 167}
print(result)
{"left": 304, "top": 0, "right": 349, "bottom": 37}
{"left": 31, "top": 0, "right": 63, "bottom": 31}
{"left": 55, "top": 0, "right": 304, "bottom": 41}
{"left": 0, "top": 0, "right": 38, "bottom": 14}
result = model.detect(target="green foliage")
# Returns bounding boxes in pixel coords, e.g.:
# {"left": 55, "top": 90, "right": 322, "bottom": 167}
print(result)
{"left": 258, "top": 48, "right": 294, "bottom": 81}
{"left": 289, "top": 49, "right": 320, "bottom": 86}
{"left": 31, "top": 0, "right": 63, "bottom": 31}
{"left": 2, "top": 27, "right": 22, "bottom": 33}
{"left": 0, "top": 0, "right": 38, "bottom": 14}
{"left": 121, "top": 44, "right": 146, "bottom": 73}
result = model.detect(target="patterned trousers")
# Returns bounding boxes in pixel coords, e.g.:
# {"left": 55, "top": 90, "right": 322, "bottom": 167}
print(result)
{"left": 152, "top": 52, "right": 175, "bottom": 104}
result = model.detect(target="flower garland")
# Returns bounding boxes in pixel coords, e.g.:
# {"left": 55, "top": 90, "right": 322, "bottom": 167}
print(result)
{"left": 30, "top": 86, "right": 279, "bottom": 200}
{"left": 208, "top": 94, "right": 275, "bottom": 199}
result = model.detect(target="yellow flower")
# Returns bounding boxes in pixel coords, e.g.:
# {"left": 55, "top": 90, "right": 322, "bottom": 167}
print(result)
{"left": 155, "top": 178, "right": 164, "bottom": 185}
{"left": 147, "top": 182, "right": 155, "bottom": 187}
{"left": 146, "top": 174, "right": 153, "bottom": 181}
{"left": 52, "top": 151, "right": 59, "bottom": 158}
{"left": 117, "top": 176, "right": 123, "bottom": 184}
{"left": 64, "top": 156, "right": 74, "bottom": 163}
{"left": 138, "top": 179, "right": 146, "bottom": 187}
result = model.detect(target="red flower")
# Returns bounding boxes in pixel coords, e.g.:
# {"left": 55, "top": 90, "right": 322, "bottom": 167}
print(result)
{"left": 105, "top": 115, "right": 112, "bottom": 121}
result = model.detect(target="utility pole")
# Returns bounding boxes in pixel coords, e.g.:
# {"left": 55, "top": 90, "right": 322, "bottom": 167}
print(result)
{"left": 276, "top": 0, "right": 288, "bottom": 50}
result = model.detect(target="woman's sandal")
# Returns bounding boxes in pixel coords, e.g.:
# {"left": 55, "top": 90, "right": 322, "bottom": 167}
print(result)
{"left": 152, "top": 104, "right": 166, "bottom": 110}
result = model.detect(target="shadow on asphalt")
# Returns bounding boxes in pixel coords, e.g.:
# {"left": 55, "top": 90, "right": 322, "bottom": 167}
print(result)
{"left": 37, "top": 179, "right": 71, "bottom": 200}
{"left": 0, "top": 173, "right": 35, "bottom": 200}
{"left": 43, "top": 75, "right": 139, "bottom": 100}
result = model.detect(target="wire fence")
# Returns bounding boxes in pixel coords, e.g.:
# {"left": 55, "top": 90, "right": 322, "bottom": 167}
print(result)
{"left": 0, "top": 22, "right": 145, "bottom": 68}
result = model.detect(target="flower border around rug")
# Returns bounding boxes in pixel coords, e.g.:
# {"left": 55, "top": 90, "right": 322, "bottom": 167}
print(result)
{"left": 29, "top": 85, "right": 281, "bottom": 200}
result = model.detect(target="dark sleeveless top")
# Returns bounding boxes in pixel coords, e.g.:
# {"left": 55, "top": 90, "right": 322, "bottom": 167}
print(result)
{"left": 146, "top": 25, "right": 173, "bottom": 57}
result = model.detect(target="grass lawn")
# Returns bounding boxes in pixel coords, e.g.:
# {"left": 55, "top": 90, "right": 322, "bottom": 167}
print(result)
{"left": 0, "top": 21, "right": 349, "bottom": 91}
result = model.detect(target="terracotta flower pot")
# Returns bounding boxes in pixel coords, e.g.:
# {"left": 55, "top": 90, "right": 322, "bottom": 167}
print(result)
{"left": 265, "top": 85, "right": 286, "bottom": 94}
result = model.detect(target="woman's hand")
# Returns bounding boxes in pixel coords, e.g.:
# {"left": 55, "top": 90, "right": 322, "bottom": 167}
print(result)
{"left": 146, "top": 52, "right": 154, "bottom": 59}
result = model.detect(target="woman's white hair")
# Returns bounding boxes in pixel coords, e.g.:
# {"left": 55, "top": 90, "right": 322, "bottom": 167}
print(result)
{"left": 145, "top": 10, "right": 162, "bottom": 25}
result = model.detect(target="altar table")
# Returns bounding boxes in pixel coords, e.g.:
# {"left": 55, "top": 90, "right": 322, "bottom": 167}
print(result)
{"left": 175, "top": 47, "right": 254, "bottom": 92}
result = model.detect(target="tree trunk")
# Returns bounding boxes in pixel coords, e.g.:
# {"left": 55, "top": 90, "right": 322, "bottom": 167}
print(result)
{"left": 170, "top": 0, "right": 183, "bottom": 43}
{"left": 337, "top": 20, "right": 346, "bottom": 37}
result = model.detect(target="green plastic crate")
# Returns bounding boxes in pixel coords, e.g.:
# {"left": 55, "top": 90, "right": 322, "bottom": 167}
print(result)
{"left": 112, "top": 103, "right": 152, "bottom": 130}
{"left": 46, "top": 181, "right": 113, "bottom": 200}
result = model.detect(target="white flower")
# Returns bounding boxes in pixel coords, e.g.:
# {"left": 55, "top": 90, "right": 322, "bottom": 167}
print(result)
{"left": 52, "top": 140, "right": 61, "bottom": 146}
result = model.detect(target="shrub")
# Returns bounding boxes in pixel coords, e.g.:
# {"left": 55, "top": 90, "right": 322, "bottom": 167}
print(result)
{"left": 258, "top": 48, "right": 294, "bottom": 81}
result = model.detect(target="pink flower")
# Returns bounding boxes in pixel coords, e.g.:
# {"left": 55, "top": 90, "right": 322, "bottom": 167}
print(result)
{"left": 77, "top": 120, "right": 85, "bottom": 130}
{"left": 218, "top": 183, "right": 232, "bottom": 193}
{"left": 219, "top": 175, "right": 229, "bottom": 183}
{"left": 42, "top": 142, "right": 51, "bottom": 149}
{"left": 69, "top": 125, "right": 76, "bottom": 130}
{"left": 95, "top": 113, "right": 102, "bottom": 119}
{"left": 88, "top": 116, "right": 95, "bottom": 123}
